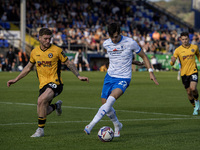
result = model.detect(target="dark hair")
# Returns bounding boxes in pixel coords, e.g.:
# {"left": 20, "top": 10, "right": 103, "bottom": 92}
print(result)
{"left": 39, "top": 28, "right": 52, "bottom": 36}
{"left": 180, "top": 32, "right": 189, "bottom": 37}
{"left": 107, "top": 23, "right": 121, "bottom": 37}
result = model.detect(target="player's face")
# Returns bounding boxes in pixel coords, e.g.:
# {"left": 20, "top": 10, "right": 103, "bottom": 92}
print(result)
{"left": 110, "top": 32, "right": 121, "bottom": 44}
{"left": 180, "top": 36, "right": 190, "bottom": 47}
{"left": 39, "top": 35, "right": 52, "bottom": 49}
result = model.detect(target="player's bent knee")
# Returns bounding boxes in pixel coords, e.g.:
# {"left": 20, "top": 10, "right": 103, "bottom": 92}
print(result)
{"left": 101, "top": 98, "right": 106, "bottom": 104}
{"left": 37, "top": 98, "right": 49, "bottom": 107}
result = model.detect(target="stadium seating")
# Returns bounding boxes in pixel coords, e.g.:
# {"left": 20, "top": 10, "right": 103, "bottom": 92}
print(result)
{"left": 0, "top": 22, "right": 10, "bottom": 30}
{"left": 0, "top": 39, "right": 9, "bottom": 48}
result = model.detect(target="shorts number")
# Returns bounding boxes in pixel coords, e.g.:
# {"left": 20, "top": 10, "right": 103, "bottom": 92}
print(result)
{"left": 118, "top": 81, "right": 128, "bottom": 89}
{"left": 192, "top": 74, "right": 198, "bottom": 81}
{"left": 49, "top": 83, "right": 57, "bottom": 89}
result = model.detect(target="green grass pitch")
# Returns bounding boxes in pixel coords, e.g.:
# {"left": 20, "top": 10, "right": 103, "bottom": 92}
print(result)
{"left": 0, "top": 71, "right": 200, "bottom": 150}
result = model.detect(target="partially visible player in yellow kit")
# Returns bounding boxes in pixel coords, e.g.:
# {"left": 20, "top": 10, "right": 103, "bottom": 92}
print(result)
{"left": 7, "top": 28, "right": 89, "bottom": 137}
{"left": 170, "top": 32, "right": 200, "bottom": 115}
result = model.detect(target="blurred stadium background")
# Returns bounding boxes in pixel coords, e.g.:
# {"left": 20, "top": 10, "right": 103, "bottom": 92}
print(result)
{"left": 0, "top": 0, "right": 200, "bottom": 72}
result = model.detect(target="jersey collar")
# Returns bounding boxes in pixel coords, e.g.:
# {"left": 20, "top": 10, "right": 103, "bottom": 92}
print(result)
{"left": 40, "top": 44, "right": 52, "bottom": 52}
{"left": 111, "top": 35, "right": 123, "bottom": 44}
{"left": 181, "top": 44, "right": 191, "bottom": 49}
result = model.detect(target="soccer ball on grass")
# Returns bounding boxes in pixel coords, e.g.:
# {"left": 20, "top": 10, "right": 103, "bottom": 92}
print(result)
{"left": 98, "top": 126, "right": 114, "bottom": 142}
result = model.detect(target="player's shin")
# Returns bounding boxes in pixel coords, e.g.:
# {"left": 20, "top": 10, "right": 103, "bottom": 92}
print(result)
{"left": 86, "top": 96, "right": 116, "bottom": 132}
{"left": 106, "top": 107, "right": 120, "bottom": 125}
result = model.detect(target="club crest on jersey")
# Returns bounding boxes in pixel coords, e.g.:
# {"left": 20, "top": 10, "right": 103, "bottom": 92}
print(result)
{"left": 48, "top": 53, "right": 53, "bottom": 58}
{"left": 191, "top": 49, "right": 194, "bottom": 52}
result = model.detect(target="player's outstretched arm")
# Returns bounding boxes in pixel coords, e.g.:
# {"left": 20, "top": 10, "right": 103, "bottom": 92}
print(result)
{"left": 137, "top": 50, "right": 159, "bottom": 85}
{"left": 7, "top": 62, "right": 34, "bottom": 87}
{"left": 65, "top": 59, "right": 89, "bottom": 82}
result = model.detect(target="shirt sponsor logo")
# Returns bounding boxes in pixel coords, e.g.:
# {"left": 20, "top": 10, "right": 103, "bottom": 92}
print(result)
{"left": 183, "top": 54, "right": 194, "bottom": 60}
{"left": 37, "top": 61, "right": 52, "bottom": 67}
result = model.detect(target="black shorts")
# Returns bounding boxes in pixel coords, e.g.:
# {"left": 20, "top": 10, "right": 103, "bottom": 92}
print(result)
{"left": 181, "top": 73, "right": 198, "bottom": 89}
{"left": 39, "top": 82, "right": 63, "bottom": 98}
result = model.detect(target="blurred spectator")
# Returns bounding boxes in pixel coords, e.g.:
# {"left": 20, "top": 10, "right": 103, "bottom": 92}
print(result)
{"left": 145, "top": 33, "right": 152, "bottom": 42}
{"left": 151, "top": 55, "right": 162, "bottom": 71}
{"left": 152, "top": 30, "right": 160, "bottom": 41}
{"left": 74, "top": 49, "right": 90, "bottom": 71}
{"left": 191, "top": 34, "right": 199, "bottom": 46}
{"left": 1, "top": 12, "right": 7, "bottom": 21}
{"left": 92, "top": 61, "right": 98, "bottom": 71}
{"left": 143, "top": 41, "right": 151, "bottom": 53}
{"left": 53, "top": 32, "right": 63, "bottom": 47}
{"left": 159, "top": 31, "right": 167, "bottom": 52}
{"left": 18, "top": 49, "right": 28, "bottom": 68}
{"left": 150, "top": 42, "right": 157, "bottom": 54}
{"left": 6, "top": 47, "right": 16, "bottom": 71}
{"left": 93, "top": 31, "right": 101, "bottom": 52}
{"left": 0, "top": 53, "right": 6, "bottom": 71}
{"left": 88, "top": 31, "right": 99, "bottom": 51}
{"left": 99, "top": 63, "right": 107, "bottom": 72}
{"left": 68, "top": 34, "right": 77, "bottom": 50}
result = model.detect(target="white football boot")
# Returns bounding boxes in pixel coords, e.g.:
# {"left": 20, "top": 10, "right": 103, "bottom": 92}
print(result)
{"left": 84, "top": 125, "right": 91, "bottom": 135}
{"left": 30, "top": 128, "right": 44, "bottom": 137}
{"left": 114, "top": 122, "right": 123, "bottom": 137}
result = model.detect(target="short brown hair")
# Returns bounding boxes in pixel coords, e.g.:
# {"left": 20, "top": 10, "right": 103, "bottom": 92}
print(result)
{"left": 39, "top": 28, "right": 52, "bottom": 36}
{"left": 180, "top": 32, "right": 189, "bottom": 37}
{"left": 107, "top": 23, "right": 121, "bottom": 37}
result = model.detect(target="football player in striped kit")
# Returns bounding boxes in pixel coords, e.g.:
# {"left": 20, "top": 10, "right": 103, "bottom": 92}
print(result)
{"left": 84, "top": 23, "right": 159, "bottom": 137}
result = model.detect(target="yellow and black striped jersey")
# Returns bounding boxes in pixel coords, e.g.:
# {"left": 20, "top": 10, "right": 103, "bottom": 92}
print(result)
{"left": 30, "top": 44, "right": 68, "bottom": 89}
{"left": 173, "top": 44, "right": 200, "bottom": 76}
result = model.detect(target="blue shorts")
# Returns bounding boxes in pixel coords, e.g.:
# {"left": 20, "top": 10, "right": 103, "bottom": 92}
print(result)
{"left": 101, "top": 73, "right": 131, "bottom": 99}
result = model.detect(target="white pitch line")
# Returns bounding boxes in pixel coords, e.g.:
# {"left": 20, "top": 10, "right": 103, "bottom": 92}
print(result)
{"left": 0, "top": 117, "right": 200, "bottom": 126}
{"left": 0, "top": 101, "right": 193, "bottom": 117}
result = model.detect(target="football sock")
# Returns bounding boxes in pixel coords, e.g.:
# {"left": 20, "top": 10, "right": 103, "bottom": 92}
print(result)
{"left": 88, "top": 96, "right": 116, "bottom": 130}
{"left": 193, "top": 94, "right": 199, "bottom": 101}
{"left": 189, "top": 99, "right": 195, "bottom": 107}
{"left": 50, "top": 104, "right": 56, "bottom": 111}
{"left": 106, "top": 107, "right": 120, "bottom": 125}
{"left": 38, "top": 117, "right": 46, "bottom": 128}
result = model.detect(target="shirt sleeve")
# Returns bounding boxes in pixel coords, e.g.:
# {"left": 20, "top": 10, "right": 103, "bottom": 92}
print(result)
{"left": 131, "top": 40, "right": 141, "bottom": 54}
{"left": 29, "top": 50, "right": 35, "bottom": 64}
{"left": 173, "top": 49, "right": 178, "bottom": 58}
{"left": 58, "top": 49, "right": 68, "bottom": 63}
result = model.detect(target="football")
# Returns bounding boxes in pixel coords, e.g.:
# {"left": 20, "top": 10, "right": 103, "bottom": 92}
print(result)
{"left": 98, "top": 126, "right": 114, "bottom": 142}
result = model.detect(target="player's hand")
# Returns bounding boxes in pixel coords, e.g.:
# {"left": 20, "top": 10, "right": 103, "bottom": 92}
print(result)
{"left": 132, "top": 61, "right": 144, "bottom": 66}
{"left": 7, "top": 79, "right": 17, "bottom": 87}
{"left": 171, "top": 56, "right": 176, "bottom": 62}
{"left": 149, "top": 73, "right": 159, "bottom": 85}
{"left": 78, "top": 76, "right": 89, "bottom": 83}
